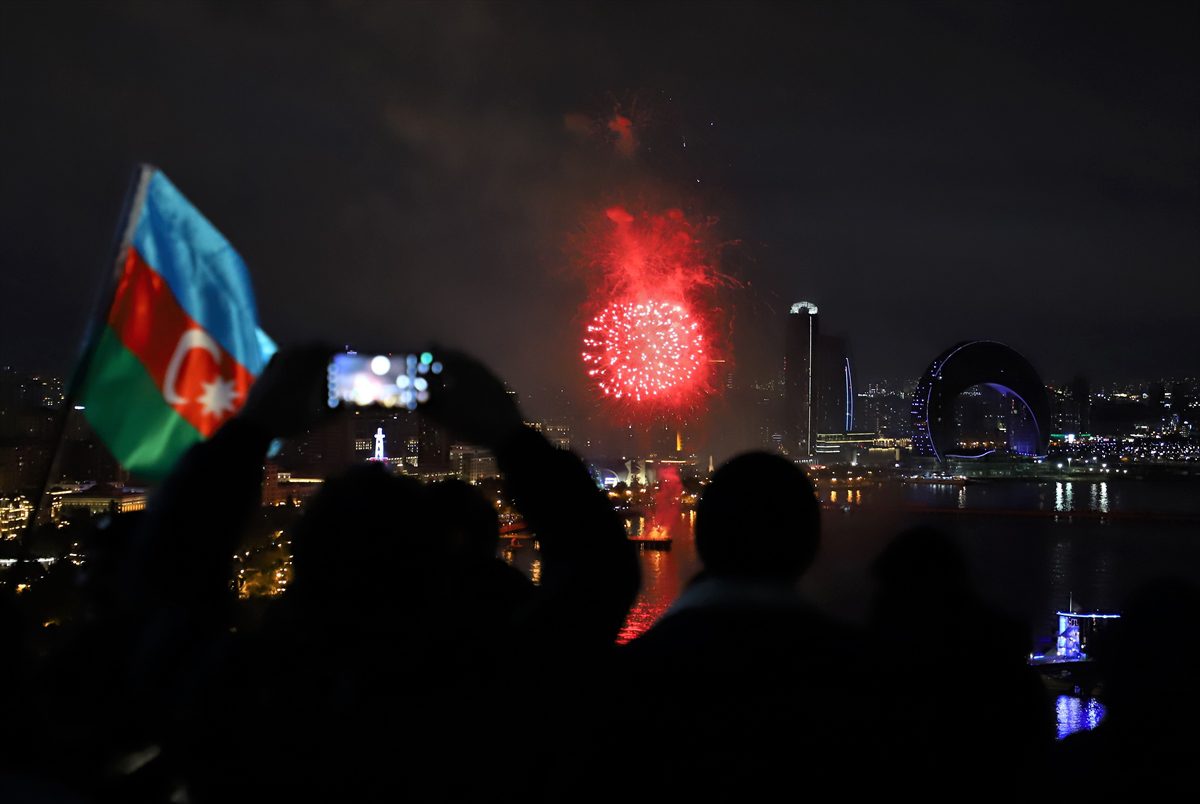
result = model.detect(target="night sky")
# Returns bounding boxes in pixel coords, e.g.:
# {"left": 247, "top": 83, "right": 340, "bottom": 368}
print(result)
{"left": 2, "top": 1, "right": 1197, "bottom": 428}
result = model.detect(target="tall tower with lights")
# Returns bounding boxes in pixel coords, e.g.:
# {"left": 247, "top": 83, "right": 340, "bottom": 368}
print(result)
{"left": 785, "top": 301, "right": 819, "bottom": 456}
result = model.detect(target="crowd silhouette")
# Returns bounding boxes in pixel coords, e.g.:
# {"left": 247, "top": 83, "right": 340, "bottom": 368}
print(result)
{"left": 0, "top": 347, "right": 1193, "bottom": 801}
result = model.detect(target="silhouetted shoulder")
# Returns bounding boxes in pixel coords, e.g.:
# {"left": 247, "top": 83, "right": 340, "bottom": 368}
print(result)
{"left": 623, "top": 577, "right": 858, "bottom": 673}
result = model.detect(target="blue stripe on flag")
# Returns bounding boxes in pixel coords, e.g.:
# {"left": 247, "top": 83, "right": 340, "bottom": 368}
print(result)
{"left": 130, "top": 171, "right": 272, "bottom": 375}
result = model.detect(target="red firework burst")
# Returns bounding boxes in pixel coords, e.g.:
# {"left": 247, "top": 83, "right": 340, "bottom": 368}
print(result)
{"left": 574, "top": 202, "right": 731, "bottom": 414}
{"left": 582, "top": 299, "right": 706, "bottom": 403}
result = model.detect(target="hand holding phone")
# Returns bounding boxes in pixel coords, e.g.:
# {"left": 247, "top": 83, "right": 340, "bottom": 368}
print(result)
{"left": 239, "top": 345, "right": 335, "bottom": 439}
{"left": 418, "top": 349, "right": 524, "bottom": 449}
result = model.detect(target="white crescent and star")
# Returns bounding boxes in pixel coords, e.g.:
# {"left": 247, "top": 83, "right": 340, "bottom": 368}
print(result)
{"left": 162, "top": 328, "right": 241, "bottom": 418}
{"left": 196, "top": 376, "right": 240, "bottom": 418}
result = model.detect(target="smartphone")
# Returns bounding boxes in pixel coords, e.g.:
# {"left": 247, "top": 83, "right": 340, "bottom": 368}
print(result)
{"left": 327, "top": 351, "right": 442, "bottom": 410}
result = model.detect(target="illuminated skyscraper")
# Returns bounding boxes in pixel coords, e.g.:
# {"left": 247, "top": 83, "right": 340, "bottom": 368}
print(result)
{"left": 784, "top": 301, "right": 855, "bottom": 457}
{"left": 814, "top": 335, "right": 854, "bottom": 434}
{"left": 784, "top": 301, "right": 819, "bottom": 456}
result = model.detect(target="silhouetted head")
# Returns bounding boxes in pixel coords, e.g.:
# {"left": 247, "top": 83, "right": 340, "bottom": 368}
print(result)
{"left": 291, "top": 463, "right": 425, "bottom": 604}
{"left": 871, "top": 526, "right": 973, "bottom": 611}
{"left": 695, "top": 452, "right": 819, "bottom": 582}
{"left": 425, "top": 479, "right": 500, "bottom": 563}
{"left": 869, "top": 527, "right": 1032, "bottom": 660}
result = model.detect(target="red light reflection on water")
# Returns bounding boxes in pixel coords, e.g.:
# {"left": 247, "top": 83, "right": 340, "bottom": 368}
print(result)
{"left": 617, "top": 510, "right": 698, "bottom": 644}
{"left": 498, "top": 511, "right": 701, "bottom": 645}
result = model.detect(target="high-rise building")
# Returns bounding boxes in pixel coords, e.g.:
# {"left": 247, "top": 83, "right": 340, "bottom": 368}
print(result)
{"left": 0, "top": 367, "right": 64, "bottom": 413}
{"left": 814, "top": 335, "right": 855, "bottom": 434}
{"left": 417, "top": 414, "right": 450, "bottom": 473}
{"left": 1, "top": 495, "right": 33, "bottom": 540}
{"left": 784, "top": 302, "right": 819, "bottom": 456}
{"left": 784, "top": 302, "right": 855, "bottom": 457}
{"left": 1071, "top": 376, "right": 1091, "bottom": 434}
{"left": 1049, "top": 376, "right": 1092, "bottom": 436}
{"left": 856, "top": 384, "right": 911, "bottom": 438}
{"left": 449, "top": 443, "right": 501, "bottom": 483}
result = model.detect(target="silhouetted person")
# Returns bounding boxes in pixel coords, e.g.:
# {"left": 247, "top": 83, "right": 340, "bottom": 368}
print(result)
{"left": 119, "top": 346, "right": 636, "bottom": 802}
{"left": 424, "top": 479, "right": 536, "bottom": 649}
{"left": 608, "top": 452, "right": 867, "bottom": 798}
{"left": 21, "top": 511, "right": 184, "bottom": 802}
{"left": 0, "top": 587, "right": 28, "bottom": 787}
{"left": 868, "top": 527, "right": 1052, "bottom": 792}
{"left": 426, "top": 478, "right": 503, "bottom": 563}
{"left": 1058, "top": 577, "right": 1199, "bottom": 795}
{"left": 0, "top": 510, "right": 184, "bottom": 803}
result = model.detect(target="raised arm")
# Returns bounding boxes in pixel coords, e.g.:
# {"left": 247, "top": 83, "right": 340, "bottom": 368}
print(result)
{"left": 424, "top": 350, "right": 639, "bottom": 654}
{"left": 122, "top": 346, "right": 331, "bottom": 679}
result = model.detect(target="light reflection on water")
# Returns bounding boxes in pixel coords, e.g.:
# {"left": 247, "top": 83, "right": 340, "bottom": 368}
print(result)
{"left": 501, "top": 513, "right": 701, "bottom": 645}
{"left": 1054, "top": 481, "right": 1075, "bottom": 513}
{"left": 825, "top": 488, "right": 866, "bottom": 506}
{"left": 1056, "top": 695, "right": 1106, "bottom": 739}
{"left": 499, "top": 478, "right": 1198, "bottom": 740}
{"left": 617, "top": 514, "right": 696, "bottom": 644}
{"left": 505, "top": 477, "right": 1200, "bottom": 639}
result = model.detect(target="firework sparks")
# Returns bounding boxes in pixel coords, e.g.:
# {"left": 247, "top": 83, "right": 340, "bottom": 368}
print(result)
{"left": 582, "top": 300, "right": 705, "bottom": 402}
{"left": 575, "top": 203, "right": 727, "bottom": 413}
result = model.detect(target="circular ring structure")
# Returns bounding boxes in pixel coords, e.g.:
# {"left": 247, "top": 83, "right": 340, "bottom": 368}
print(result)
{"left": 911, "top": 341, "right": 1050, "bottom": 462}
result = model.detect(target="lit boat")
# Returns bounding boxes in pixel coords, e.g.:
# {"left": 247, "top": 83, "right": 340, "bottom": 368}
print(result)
{"left": 628, "top": 522, "right": 672, "bottom": 550}
{"left": 1029, "top": 609, "right": 1120, "bottom": 695}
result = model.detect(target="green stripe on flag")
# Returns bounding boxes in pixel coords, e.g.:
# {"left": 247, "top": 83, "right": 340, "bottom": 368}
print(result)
{"left": 77, "top": 326, "right": 204, "bottom": 480}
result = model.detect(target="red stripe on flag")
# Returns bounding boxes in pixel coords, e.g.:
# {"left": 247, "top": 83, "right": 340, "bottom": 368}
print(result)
{"left": 108, "top": 247, "right": 255, "bottom": 437}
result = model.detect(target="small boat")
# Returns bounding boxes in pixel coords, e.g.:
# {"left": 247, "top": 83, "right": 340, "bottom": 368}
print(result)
{"left": 1028, "top": 606, "right": 1119, "bottom": 695}
{"left": 628, "top": 523, "right": 672, "bottom": 550}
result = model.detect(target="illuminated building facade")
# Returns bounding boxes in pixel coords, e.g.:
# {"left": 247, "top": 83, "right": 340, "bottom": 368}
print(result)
{"left": 262, "top": 465, "right": 323, "bottom": 507}
{"left": 55, "top": 485, "right": 147, "bottom": 519}
{"left": 814, "top": 432, "right": 878, "bottom": 464}
{"left": 855, "top": 385, "right": 912, "bottom": 439}
{"left": 449, "top": 444, "right": 500, "bottom": 484}
{"left": 0, "top": 495, "right": 32, "bottom": 540}
{"left": 1051, "top": 376, "right": 1092, "bottom": 436}
{"left": 911, "top": 340, "right": 1050, "bottom": 462}
{"left": 526, "top": 420, "right": 572, "bottom": 451}
{"left": 0, "top": 367, "right": 63, "bottom": 415}
{"left": 814, "top": 336, "right": 855, "bottom": 434}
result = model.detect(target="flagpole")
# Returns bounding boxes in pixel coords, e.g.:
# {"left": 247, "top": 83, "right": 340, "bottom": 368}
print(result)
{"left": 22, "top": 163, "right": 155, "bottom": 541}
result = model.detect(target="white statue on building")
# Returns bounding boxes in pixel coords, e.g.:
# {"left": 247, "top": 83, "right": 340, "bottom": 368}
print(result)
{"left": 373, "top": 427, "right": 385, "bottom": 461}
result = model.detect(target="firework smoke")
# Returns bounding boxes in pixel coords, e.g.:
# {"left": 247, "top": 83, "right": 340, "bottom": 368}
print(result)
{"left": 576, "top": 203, "right": 726, "bottom": 413}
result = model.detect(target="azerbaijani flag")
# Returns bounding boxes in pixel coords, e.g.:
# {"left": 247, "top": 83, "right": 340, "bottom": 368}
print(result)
{"left": 75, "top": 167, "right": 276, "bottom": 480}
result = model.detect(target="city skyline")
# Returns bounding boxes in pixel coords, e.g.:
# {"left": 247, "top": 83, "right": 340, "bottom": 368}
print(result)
{"left": 0, "top": 2, "right": 1196, "bottom": 408}
{"left": 4, "top": 323, "right": 1197, "bottom": 481}
{"left": 1, "top": 5, "right": 1197, "bottom": 788}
